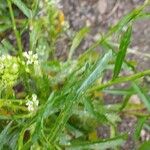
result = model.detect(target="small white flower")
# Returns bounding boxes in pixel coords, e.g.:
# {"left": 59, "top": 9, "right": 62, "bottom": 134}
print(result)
{"left": 1, "top": 55, "right": 6, "bottom": 61}
{"left": 23, "top": 52, "right": 29, "bottom": 58}
{"left": 32, "top": 94, "right": 37, "bottom": 100}
{"left": 13, "top": 64, "right": 18, "bottom": 69}
{"left": 26, "top": 94, "right": 39, "bottom": 112}
{"left": 26, "top": 100, "right": 34, "bottom": 111}
{"left": 47, "top": 0, "right": 62, "bottom": 9}
{"left": 32, "top": 94, "right": 39, "bottom": 106}
{"left": 23, "top": 51, "right": 39, "bottom": 66}
{"left": 6, "top": 55, "right": 11, "bottom": 60}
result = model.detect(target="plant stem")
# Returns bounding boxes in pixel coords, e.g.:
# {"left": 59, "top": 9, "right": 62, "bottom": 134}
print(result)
{"left": 89, "top": 69, "right": 150, "bottom": 92}
{"left": 7, "top": 0, "right": 23, "bottom": 57}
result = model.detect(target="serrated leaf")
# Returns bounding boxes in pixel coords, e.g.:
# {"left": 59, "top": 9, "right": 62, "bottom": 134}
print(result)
{"left": 11, "top": 0, "right": 32, "bottom": 18}
{"left": 68, "top": 27, "right": 90, "bottom": 60}
{"left": 113, "top": 26, "right": 132, "bottom": 79}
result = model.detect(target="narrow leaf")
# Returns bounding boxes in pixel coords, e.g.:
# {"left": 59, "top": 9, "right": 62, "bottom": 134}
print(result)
{"left": 68, "top": 27, "right": 89, "bottom": 60}
{"left": 134, "top": 116, "right": 147, "bottom": 140}
{"left": 49, "top": 51, "right": 112, "bottom": 143}
{"left": 11, "top": 0, "right": 32, "bottom": 18}
{"left": 0, "top": 121, "right": 12, "bottom": 149}
{"left": 119, "top": 94, "right": 131, "bottom": 111}
{"left": 78, "top": 50, "right": 112, "bottom": 94}
{"left": 113, "top": 26, "right": 132, "bottom": 79}
{"left": 132, "top": 82, "right": 150, "bottom": 112}
{"left": 84, "top": 98, "right": 108, "bottom": 123}
{"left": 66, "top": 135, "right": 127, "bottom": 150}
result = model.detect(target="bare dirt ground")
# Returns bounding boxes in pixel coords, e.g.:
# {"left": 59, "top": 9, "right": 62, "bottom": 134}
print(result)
{"left": 59, "top": 0, "right": 150, "bottom": 149}
{"left": 60, "top": 0, "right": 150, "bottom": 70}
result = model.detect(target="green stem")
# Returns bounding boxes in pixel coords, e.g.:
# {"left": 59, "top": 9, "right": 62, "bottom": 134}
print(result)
{"left": 7, "top": 0, "right": 23, "bottom": 57}
{"left": 89, "top": 69, "right": 150, "bottom": 92}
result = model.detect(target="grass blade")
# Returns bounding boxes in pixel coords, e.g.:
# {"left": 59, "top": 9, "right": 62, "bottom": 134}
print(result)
{"left": 68, "top": 27, "right": 89, "bottom": 60}
{"left": 89, "top": 69, "right": 150, "bottom": 92}
{"left": 66, "top": 135, "right": 127, "bottom": 150}
{"left": 84, "top": 98, "right": 108, "bottom": 123}
{"left": 132, "top": 82, "right": 150, "bottom": 112}
{"left": 0, "top": 121, "right": 12, "bottom": 149}
{"left": 134, "top": 116, "right": 147, "bottom": 140}
{"left": 77, "top": 50, "right": 112, "bottom": 93}
{"left": 11, "top": 0, "right": 32, "bottom": 18}
{"left": 119, "top": 94, "right": 131, "bottom": 111}
{"left": 113, "top": 26, "right": 132, "bottom": 79}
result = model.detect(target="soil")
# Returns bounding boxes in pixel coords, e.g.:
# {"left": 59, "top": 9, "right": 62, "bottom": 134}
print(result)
{"left": 59, "top": 0, "right": 150, "bottom": 149}
{"left": 60, "top": 0, "right": 150, "bottom": 70}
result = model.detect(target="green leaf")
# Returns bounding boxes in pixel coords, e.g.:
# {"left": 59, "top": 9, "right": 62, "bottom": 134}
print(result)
{"left": 11, "top": 0, "right": 32, "bottom": 18}
{"left": 139, "top": 141, "right": 150, "bottom": 150}
{"left": 102, "top": 40, "right": 135, "bottom": 72}
{"left": 134, "top": 116, "right": 147, "bottom": 140}
{"left": 1, "top": 39, "right": 16, "bottom": 52}
{"left": 0, "top": 24, "right": 12, "bottom": 32}
{"left": 66, "top": 135, "right": 127, "bottom": 150}
{"left": 31, "top": 92, "right": 55, "bottom": 143}
{"left": 132, "top": 82, "right": 150, "bottom": 112}
{"left": 68, "top": 27, "right": 90, "bottom": 60}
{"left": 89, "top": 70, "right": 150, "bottom": 92}
{"left": 78, "top": 50, "right": 113, "bottom": 94}
{"left": 0, "top": 121, "right": 12, "bottom": 149}
{"left": 103, "top": 88, "right": 135, "bottom": 95}
{"left": 113, "top": 26, "right": 132, "bottom": 79}
{"left": 30, "top": 21, "right": 42, "bottom": 51}
{"left": 49, "top": 51, "right": 112, "bottom": 143}
{"left": 84, "top": 98, "right": 108, "bottom": 124}
{"left": 119, "top": 94, "right": 131, "bottom": 111}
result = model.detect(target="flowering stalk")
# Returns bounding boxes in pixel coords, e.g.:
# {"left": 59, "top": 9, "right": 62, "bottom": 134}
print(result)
{"left": 7, "top": 0, "right": 23, "bottom": 58}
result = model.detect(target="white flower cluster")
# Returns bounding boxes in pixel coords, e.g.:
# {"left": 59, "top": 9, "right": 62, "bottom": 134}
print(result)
{"left": 23, "top": 51, "right": 39, "bottom": 65}
{"left": 26, "top": 94, "right": 39, "bottom": 112}
{"left": 47, "top": 0, "right": 62, "bottom": 9}
{"left": 22, "top": 51, "right": 42, "bottom": 76}
{"left": 0, "top": 54, "right": 19, "bottom": 87}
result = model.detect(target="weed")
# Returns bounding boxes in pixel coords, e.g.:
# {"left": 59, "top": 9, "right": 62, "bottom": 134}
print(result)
{"left": 0, "top": 0, "right": 150, "bottom": 149}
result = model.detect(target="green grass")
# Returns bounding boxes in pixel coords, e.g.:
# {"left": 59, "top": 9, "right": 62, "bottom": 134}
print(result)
{"left": 0, "top": 0, "right": 150, "bottom": 149}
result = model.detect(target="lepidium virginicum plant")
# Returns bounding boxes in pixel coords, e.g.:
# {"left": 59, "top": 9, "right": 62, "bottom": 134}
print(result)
{"left": 0, "top": 0, "right": 150, "bottom": 149}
